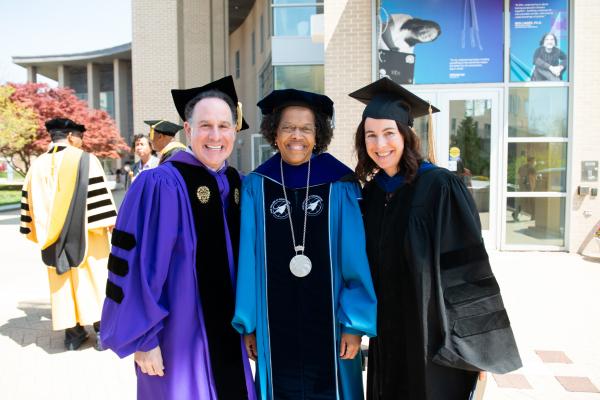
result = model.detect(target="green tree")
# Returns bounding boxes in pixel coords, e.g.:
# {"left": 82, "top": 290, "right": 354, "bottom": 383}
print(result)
{"left": 0, "top": 86, "right": 38, "bottom": 175}
{"left": 450, "top": 116, "right": 487, "bottom": 176}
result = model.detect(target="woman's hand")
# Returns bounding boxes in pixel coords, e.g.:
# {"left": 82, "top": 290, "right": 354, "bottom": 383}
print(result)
{"left": 134, "top": 346, "right": 165, "bottom": 376}
{"left": 339, "top": 333, "right": 361, "bottom": 360}
{"left": 244, "top": 333, "right": 258, "bottom": 361}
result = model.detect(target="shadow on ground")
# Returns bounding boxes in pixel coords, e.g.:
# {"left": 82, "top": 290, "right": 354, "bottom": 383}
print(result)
{"left": 0, "top": 300, "right": 97, "bottom": 354}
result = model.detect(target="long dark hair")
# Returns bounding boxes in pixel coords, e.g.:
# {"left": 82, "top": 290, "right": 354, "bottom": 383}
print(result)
{"left": 354, "top": 118, "right": 423, "bottom": 184}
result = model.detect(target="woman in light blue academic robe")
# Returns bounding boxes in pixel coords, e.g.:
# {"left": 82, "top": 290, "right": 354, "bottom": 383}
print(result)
{"left": 233, "top": 88, "right": 377, "bottom": 400}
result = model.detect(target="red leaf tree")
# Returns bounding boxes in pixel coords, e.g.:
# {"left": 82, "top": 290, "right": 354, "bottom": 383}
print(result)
{"left": 8, "top": 82, "right": 129, "bottom": 168}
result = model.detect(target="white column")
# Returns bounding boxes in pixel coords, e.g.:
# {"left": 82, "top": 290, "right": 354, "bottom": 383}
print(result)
{"left": 87, "top": 62, "right": 100, "bottom": 109}
{"left": 57, "top": 65, "right": 68, "bottom": 87}
{"left": 113, "top": 59, "right": 131, "bottom": 144}
{"left": 27, "top": 66, "right": 38, "bottom": 83}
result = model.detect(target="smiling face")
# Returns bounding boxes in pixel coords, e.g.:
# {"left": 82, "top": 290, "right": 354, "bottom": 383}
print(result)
{"left": 184, "top": 97, "right": 236, "bottom": 170}
{"left": 275, "top": 106, "right": 316, "bottom": 165}
{"left": 364, "top": 117, "right": 404, "bottom": 177}
{"left": 543, "top": 34, "right": 556, "bottom": 50}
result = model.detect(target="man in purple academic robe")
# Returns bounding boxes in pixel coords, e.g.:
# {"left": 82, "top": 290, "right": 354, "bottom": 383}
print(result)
{"left": 100, "top": 76, "right": 256, "bottom": 400}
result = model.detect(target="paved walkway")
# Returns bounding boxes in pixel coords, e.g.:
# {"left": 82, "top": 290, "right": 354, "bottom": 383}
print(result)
{"left": 0, "top": 204, "right": 599, "bottom": 399}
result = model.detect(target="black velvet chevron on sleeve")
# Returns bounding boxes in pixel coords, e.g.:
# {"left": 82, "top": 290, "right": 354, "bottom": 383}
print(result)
{"left": 111, "top": 229, "right": 136, "bottom": 250}
{"left": 440, "top": 242, "right": 488, "bottom": 271}
{"left": 106, "top": 280, "right": 124, "bottom": 304}
{"left": 107, "top": 253, "right": 129, "bottom": 277}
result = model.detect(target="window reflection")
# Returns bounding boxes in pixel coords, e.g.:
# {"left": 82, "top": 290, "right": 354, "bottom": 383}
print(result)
{"left": 505, "top": 197, "right": 565, "bottom": 246}
{"left": 273, "top": 5, "right": 323, "bottom": 36}
{"left": 274, "top": 65, "right": 324, "bottom": 93}
{"left": 508, "top": 87, "right": 568, "bottom": 137}
{"left": 507, "top": 143, "right": 567, "bottom": 192}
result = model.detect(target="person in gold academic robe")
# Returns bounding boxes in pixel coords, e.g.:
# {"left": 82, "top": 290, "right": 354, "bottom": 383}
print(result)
{"left": 20, "top": 118, "right": 117, "bottom": 350}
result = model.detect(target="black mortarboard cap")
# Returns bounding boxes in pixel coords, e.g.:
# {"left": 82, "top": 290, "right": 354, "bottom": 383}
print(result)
{"left": 144, "top": 120, "right": 183, "bottom": 136}
{"left": 171, "top": 75, "right": 249, "bottom": 131}
{"left": 348, "top": 77, "right": 439, "bottom": 127}
{"left": 45, "top": 118, "right": 86, "bottom": 133}
{"left": 257, "top": 89, "right": 334, "bottom": 120}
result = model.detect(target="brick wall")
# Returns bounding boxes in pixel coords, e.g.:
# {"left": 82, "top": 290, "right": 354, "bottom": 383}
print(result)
{"left": 325, "top": 0, "right": 373, "bottom": 168}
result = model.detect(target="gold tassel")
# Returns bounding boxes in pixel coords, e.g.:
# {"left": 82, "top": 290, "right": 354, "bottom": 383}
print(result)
{"left": 150, "top": 120, "right": 166, "bottom": 141}
{"left": 427, "top": 102, "right": 437, "bottom": 164}
{"left": 236, "top": 102, "right": 243, "bottom": 131}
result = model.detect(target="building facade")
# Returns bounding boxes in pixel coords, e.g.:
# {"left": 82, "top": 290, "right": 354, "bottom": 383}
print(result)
{"left": 13, "top": 44, "right": 134, "bottom": 147}
{"left": 16, "top": 0, "right": 599, "bottom": 254}
{"left": 133, "top": 0, "right": 599, "bottom": 253}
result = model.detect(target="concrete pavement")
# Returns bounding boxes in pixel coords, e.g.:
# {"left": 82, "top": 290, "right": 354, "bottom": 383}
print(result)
{"left": 1, "top": 201, "right": 599, "bottom": 399}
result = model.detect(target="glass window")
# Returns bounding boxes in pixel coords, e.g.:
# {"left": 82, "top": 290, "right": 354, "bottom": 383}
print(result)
{"left": 449, "top": 99, "right": 493, "bottom": 230}
{"left": 260, "top": 14, "right": 265, "bottom": 53}
{"left": 252, "top": 31, "right": 256, "bottom": 65}
{"left": 100, "top": 91, "right": 115, "bottom": 118}
{"left": 273, "top": 5, "right": 323, "bottom": 36}
{"left": 67, "top": 66, "right": 87, "bottom": 96}
{"left": 259, "top": 61, "right": 274, "bottom": 99}
{"left": 505, "top": 197, "right": 565, "bottom": 246}
{"left": 508, "top": 87, "right": 568, "bottom": 137}
{"left": 507, "top": 142, "right": 567, "bottom": 192}
{"left": 273, "top": 0, "right": 319, "bottom": 4}
{"left": 274, "top": 65, "right": 324, "bottom": 94}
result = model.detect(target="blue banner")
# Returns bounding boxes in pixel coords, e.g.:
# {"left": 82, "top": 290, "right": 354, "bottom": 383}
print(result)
{"left": 378, "top": 0, "right": 504, "bottom": 84}
{"left": 510, "top": 0, "right": 569, "bottom": 82}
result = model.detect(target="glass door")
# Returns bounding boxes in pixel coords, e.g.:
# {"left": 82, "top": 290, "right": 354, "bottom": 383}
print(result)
{"left": 435, "top": 90, "right": 502, "bottom": 248}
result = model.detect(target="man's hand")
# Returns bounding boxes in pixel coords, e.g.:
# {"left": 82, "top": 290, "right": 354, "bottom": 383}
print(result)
{"left": 134, "top": 346, "right": 165, "bottom": 377}
{"left": 244, "top": 333, "right": 258, "bottom": 361}
{"left": 339, "top": 333, "right": 361, "bottom": 360}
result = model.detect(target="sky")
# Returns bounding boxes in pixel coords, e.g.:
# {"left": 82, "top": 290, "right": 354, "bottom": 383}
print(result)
{"left": 0, "top": 0, "right": 131, "bottom": 85}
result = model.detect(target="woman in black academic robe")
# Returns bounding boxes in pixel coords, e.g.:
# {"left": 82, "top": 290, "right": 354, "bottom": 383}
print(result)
{"left": 349, "top": 77, "right": 522, "bottom": 400}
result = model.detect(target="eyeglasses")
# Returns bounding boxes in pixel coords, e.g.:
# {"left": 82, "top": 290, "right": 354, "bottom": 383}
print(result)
{"left": 278, "top": 124, "right": 316, "bottom": 135}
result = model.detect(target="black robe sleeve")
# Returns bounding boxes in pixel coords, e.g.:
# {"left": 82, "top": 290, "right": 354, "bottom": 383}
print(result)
{"left": 431, "top": 173, "right": 522, "bottom": 374}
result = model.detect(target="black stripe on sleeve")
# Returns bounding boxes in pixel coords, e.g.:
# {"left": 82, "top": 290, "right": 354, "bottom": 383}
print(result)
{"left": 440, "top": 242, "right": 488, "bottom": 271}
{"left": 87, "top": 199, "right": 112, "bottom": 210}
{"left": 89, "top": 176, "right": 104, "bottom": 185}
{"left": 108, "top": 253, "right": 129, "bottom": 277}
{"left": 22, "top": 190, "right": 28, "bottom": 197}
{"left": 106, "top": 280, "right": 124, "bottom": 304}
{"left": 111, "top": 229, "right": 136, "bottom": 250}
{"left": 87, "top": 187, "right": 108, "bottom": 198}
{"left": 20, "top": 215, "right": 32, "bottom": 223}
{"left": 20, "top": 227, "right": 31, "bottom": 234}
{"left": 21, "top": 202, "right": 29, "bottom": 211}
{"left": 88, "top": 210, "right": 117, "bottom": 223}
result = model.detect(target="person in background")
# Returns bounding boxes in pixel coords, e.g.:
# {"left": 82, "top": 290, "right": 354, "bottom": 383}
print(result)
{"left": 145, "top": 120, "right": 187, "bottom": 164}
{"left": 20, "top": 118, "right": 117, "bottom": 351}
{"left": 132, "top": 134, "right": 158, "bottom": 178}
{"left": 350, "top": 77, "right": 521, "bottom": 400}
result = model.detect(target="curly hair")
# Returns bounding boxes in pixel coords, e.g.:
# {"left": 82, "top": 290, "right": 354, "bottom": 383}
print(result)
{"left": 260, "top": 106, "right": 333, "bottom": 154}
{"left": 354, "top": 118, "right": 423, "bottom": 184}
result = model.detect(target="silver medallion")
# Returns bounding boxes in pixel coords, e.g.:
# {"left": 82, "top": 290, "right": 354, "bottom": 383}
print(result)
{"left": 289, "top": 254, "right": 312, "bottom": 278}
